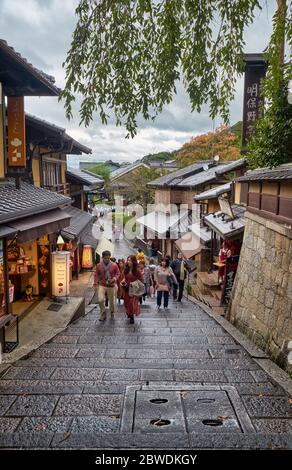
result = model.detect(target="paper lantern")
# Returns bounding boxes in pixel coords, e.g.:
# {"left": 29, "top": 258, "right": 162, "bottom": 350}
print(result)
{"left": 82, "top": 245, "right": 93, "bottom": 268}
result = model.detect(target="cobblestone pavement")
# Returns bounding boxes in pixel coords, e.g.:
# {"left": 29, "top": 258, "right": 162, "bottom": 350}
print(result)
{"left": 0, "top": 295, "right": 291, "bottom": 449}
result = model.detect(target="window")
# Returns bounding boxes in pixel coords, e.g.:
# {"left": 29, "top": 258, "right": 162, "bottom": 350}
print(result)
{"left": 42, "top": 161, "right": 62, "bottom": 187}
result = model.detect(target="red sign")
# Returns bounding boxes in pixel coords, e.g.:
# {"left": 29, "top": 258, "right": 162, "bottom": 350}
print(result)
{"left": 7, "top": 96, "right": 26, "bottom": 167}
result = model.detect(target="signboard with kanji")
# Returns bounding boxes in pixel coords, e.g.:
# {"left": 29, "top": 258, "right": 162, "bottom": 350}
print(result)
{"left": 7, "top": 96, "right": 26, "bottom": 167}
{"left": 241, "top": 56, "right": 267, "bottom": 149}
{"left": 221, "top": 255, "right": 240, "bottom": 305}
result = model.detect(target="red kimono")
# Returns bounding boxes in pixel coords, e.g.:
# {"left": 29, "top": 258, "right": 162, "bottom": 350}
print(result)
{"left": 123, "top": 269, "right": 143, "bottom": 316}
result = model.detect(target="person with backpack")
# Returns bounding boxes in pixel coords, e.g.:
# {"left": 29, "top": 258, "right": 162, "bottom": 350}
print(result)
{"left": 171, "top": 253, "right": 190, "bottom": 302}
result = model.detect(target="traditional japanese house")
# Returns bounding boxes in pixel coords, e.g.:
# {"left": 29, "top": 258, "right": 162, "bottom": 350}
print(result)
{"left": 25, "top": 114, "right": 92, "bottom": 195}
{"left": 138, "top": 158, "right": 247, "bottom": 258}
{"left": 66, "top": 167, "right": 104, "bottom": 211}
{"left": 228, "top": 164, "right": 292, "bottom": 372}
{"left": 0, "top": 39, "right": 72, "bottom": 321}
{"left": 109, "top": 161, "right": 150, "bottom": 205}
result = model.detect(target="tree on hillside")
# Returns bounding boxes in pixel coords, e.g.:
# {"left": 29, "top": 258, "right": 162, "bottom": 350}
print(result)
{"left": 89, "top": 163, "right": 111, "bottom": 183}
{"left": 123, "top": 167, "right": 161, "bottom": 207}
{"left": 175, "top": 125, "right": 241, "bottom": 167}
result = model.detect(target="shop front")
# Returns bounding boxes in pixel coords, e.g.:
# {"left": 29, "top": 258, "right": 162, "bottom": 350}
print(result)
{"left": 61, "top": 205, "right": 98, "bottom": 280}
{"left": 0, "top": 198, "right": 71, "bottom": 319}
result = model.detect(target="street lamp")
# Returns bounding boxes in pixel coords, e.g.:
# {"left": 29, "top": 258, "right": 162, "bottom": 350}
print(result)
{"left": 56, "top": 234, "right": 65, "bottom": 251}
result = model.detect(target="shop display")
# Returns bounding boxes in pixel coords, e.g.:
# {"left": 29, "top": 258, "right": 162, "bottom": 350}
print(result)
{"left": 37, "top": 236, "right": 51, "bottom": 295}
{"left": 7, "top": 242, "right": 35, "bottom": 275}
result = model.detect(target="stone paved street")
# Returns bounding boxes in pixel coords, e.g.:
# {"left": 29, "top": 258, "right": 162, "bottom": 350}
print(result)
{"left": 0, "top": 237, "right": 291, "bottom": 449}
{"left": 0, "top": 291, "right": 291, "bottom": 449}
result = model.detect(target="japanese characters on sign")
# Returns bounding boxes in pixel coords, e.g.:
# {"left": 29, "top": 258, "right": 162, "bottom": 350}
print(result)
{"left": 221, "top": 255, "right": 240, "bottom": 305}
{"left": 7, "top": 96, "right": 26, "bottom": 167}
{"left": 242, "top": 60, "right": 267, "bottom": 149}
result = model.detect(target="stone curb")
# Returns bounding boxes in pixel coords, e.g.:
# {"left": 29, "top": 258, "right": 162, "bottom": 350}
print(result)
{"left": 186, "top": 294, "right": 292, "bottom": 398}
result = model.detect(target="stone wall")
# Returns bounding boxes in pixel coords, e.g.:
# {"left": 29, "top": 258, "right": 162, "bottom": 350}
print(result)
{"left": 228, "top": 211, "right": 292, "bottom": 373}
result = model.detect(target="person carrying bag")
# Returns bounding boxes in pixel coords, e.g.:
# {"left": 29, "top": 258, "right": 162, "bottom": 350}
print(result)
{"left": 154, "top": 258, "right": 177, "bottom": 310}
{"left": 121, "top": 255, "right": 144, "bottom": 324}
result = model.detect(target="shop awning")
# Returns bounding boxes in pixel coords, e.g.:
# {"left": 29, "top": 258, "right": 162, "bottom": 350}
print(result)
{"left": 9, "top": 209, "right": 71, "bottom": 243}
{"left": 136, "top": 210, "right": 189, "bottom": 236}
{"left": 61, "top": 206, "right": 95, "bottom": 241}
{"left": 175, "top": 231, "right": 205, "bottom": 259}
{"left": 0, "top": 225, "right": 17, "bottom": 238}
{"left": 204, "top": 204, "right": 246, "bottom": 239}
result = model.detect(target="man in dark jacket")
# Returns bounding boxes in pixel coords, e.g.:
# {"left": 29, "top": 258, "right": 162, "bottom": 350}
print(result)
{"left": 171, "top": 253, "right": 190, "bottom": 302}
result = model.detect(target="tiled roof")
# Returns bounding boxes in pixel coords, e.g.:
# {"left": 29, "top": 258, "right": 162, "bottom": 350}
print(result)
{"left": 0, "top": 39, "right": 60, "bottom": 96}
{"left": 66, "top": 168, "right": 104, "bottom": 187}
{"left": 0, "top": 179, "right": 71, "bottom": 223}
{"left": 204, "top": 204, "right": 246, "bottom": 238}
{"left": 61, "top": 206, "right": 94, "bottom": 239}
{"left": 111, "top": 162, "right": 149, "bottom": 180}
{"left": 236, "top": 163, "right": 292, "bottom": 182}
{"left": 148, "top": 159, "right": 246, "bottom": 189}
{"left": 178, "top": 159, "right": 246, "bottom": 188}
{"left": 147, "top": 161, "right": 212, "bottom": 188}
{"left": 26, "top": 114, "right": 92, "bottom": 154}
{"left": 194, "top": 183, "right": 232, "bottom": 201}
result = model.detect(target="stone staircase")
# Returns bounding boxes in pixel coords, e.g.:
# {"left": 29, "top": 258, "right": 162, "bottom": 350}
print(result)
{"left": 190, "top": 273, "right": 226, "bottom": 316}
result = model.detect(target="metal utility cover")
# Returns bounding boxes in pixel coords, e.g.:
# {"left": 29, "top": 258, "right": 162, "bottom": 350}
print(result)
{"left": 47, "top": 303, "right": 62, "bottom": 312}
{"left": 121, "top": 384, "right": 254, "bottom": 434}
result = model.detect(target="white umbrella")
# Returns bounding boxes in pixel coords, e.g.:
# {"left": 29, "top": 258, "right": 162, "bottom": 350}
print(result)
{"left": 95, "top": 237, "right": 114, "bottom": 256}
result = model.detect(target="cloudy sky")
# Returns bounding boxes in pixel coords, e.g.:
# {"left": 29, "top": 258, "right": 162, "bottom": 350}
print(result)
{"left": 0, "top": 0, "right": 276, "bottom": 166}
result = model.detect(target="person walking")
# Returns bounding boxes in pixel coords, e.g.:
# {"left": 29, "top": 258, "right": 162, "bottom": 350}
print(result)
{"left": 136, "top": 248, "right": 145, "bottom": 262}
{"left": 171, "top": 253, "right": 190, "bottom": 302}
{"left": 93, "top": 250, "right": 120, "bottom": 321}
{"left": 117, "top": 259, "right": 126, "bottom": 304}
{"left": 154, "top": 258, "right": 177, "bottom": 310}
{"left": 121, "top": 255, "right": 143, "bottom": 323}
{"left": 148, "top": 258, "right": 157, "bottom": 298}
{"left": 138, "top": 259, "right": 153, "bottom": 302}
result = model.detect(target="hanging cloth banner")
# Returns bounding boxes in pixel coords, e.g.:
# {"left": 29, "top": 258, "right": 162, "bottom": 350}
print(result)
{"left": 7, "top": 96, "right": 26, "bottom": 167}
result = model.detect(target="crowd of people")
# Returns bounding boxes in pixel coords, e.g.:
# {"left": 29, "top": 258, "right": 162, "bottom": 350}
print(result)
{"left": 93, "top": 248, "right": 190, "bottom": 324}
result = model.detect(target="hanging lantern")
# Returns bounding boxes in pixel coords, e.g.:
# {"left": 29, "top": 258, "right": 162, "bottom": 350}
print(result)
{"left": 82, "top": 245, "right": 93, "bottom": 268}
{"left": 56, "top": 234, "right": 65, "bottom": 250}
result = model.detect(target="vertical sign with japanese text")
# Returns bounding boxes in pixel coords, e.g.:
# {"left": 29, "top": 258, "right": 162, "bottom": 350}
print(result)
{"left": 221, "top": 255, "right": 240, "bottom": 305}
{"left": 242, "top": 58, "right": 267, "bottom": 149}
{"left": 7, "top": 96, "right": 26, "bottom": 167}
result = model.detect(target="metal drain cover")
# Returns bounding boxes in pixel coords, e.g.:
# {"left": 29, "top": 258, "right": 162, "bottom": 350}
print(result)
{"left": 47, "top": 303, "right": 62, "bottom": 312}
{"left": 121, "top": 384, "right": 254, "bottom": 434}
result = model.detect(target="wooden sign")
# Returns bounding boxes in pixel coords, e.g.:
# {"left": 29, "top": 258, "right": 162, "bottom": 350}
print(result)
{"left": 7, "top": 96, "right": 26, "bottom": 167}
{"left": 51, "top": 251, "right": 70, "bottom": 297}
{"left": 221, "top": 255, "right": 240, "bottom": 305}
{"left": 241, "top": 55, "right": 268, "bottom": 149}
{"left": 218, "top": 197, "right": 234, "bottom": 219}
